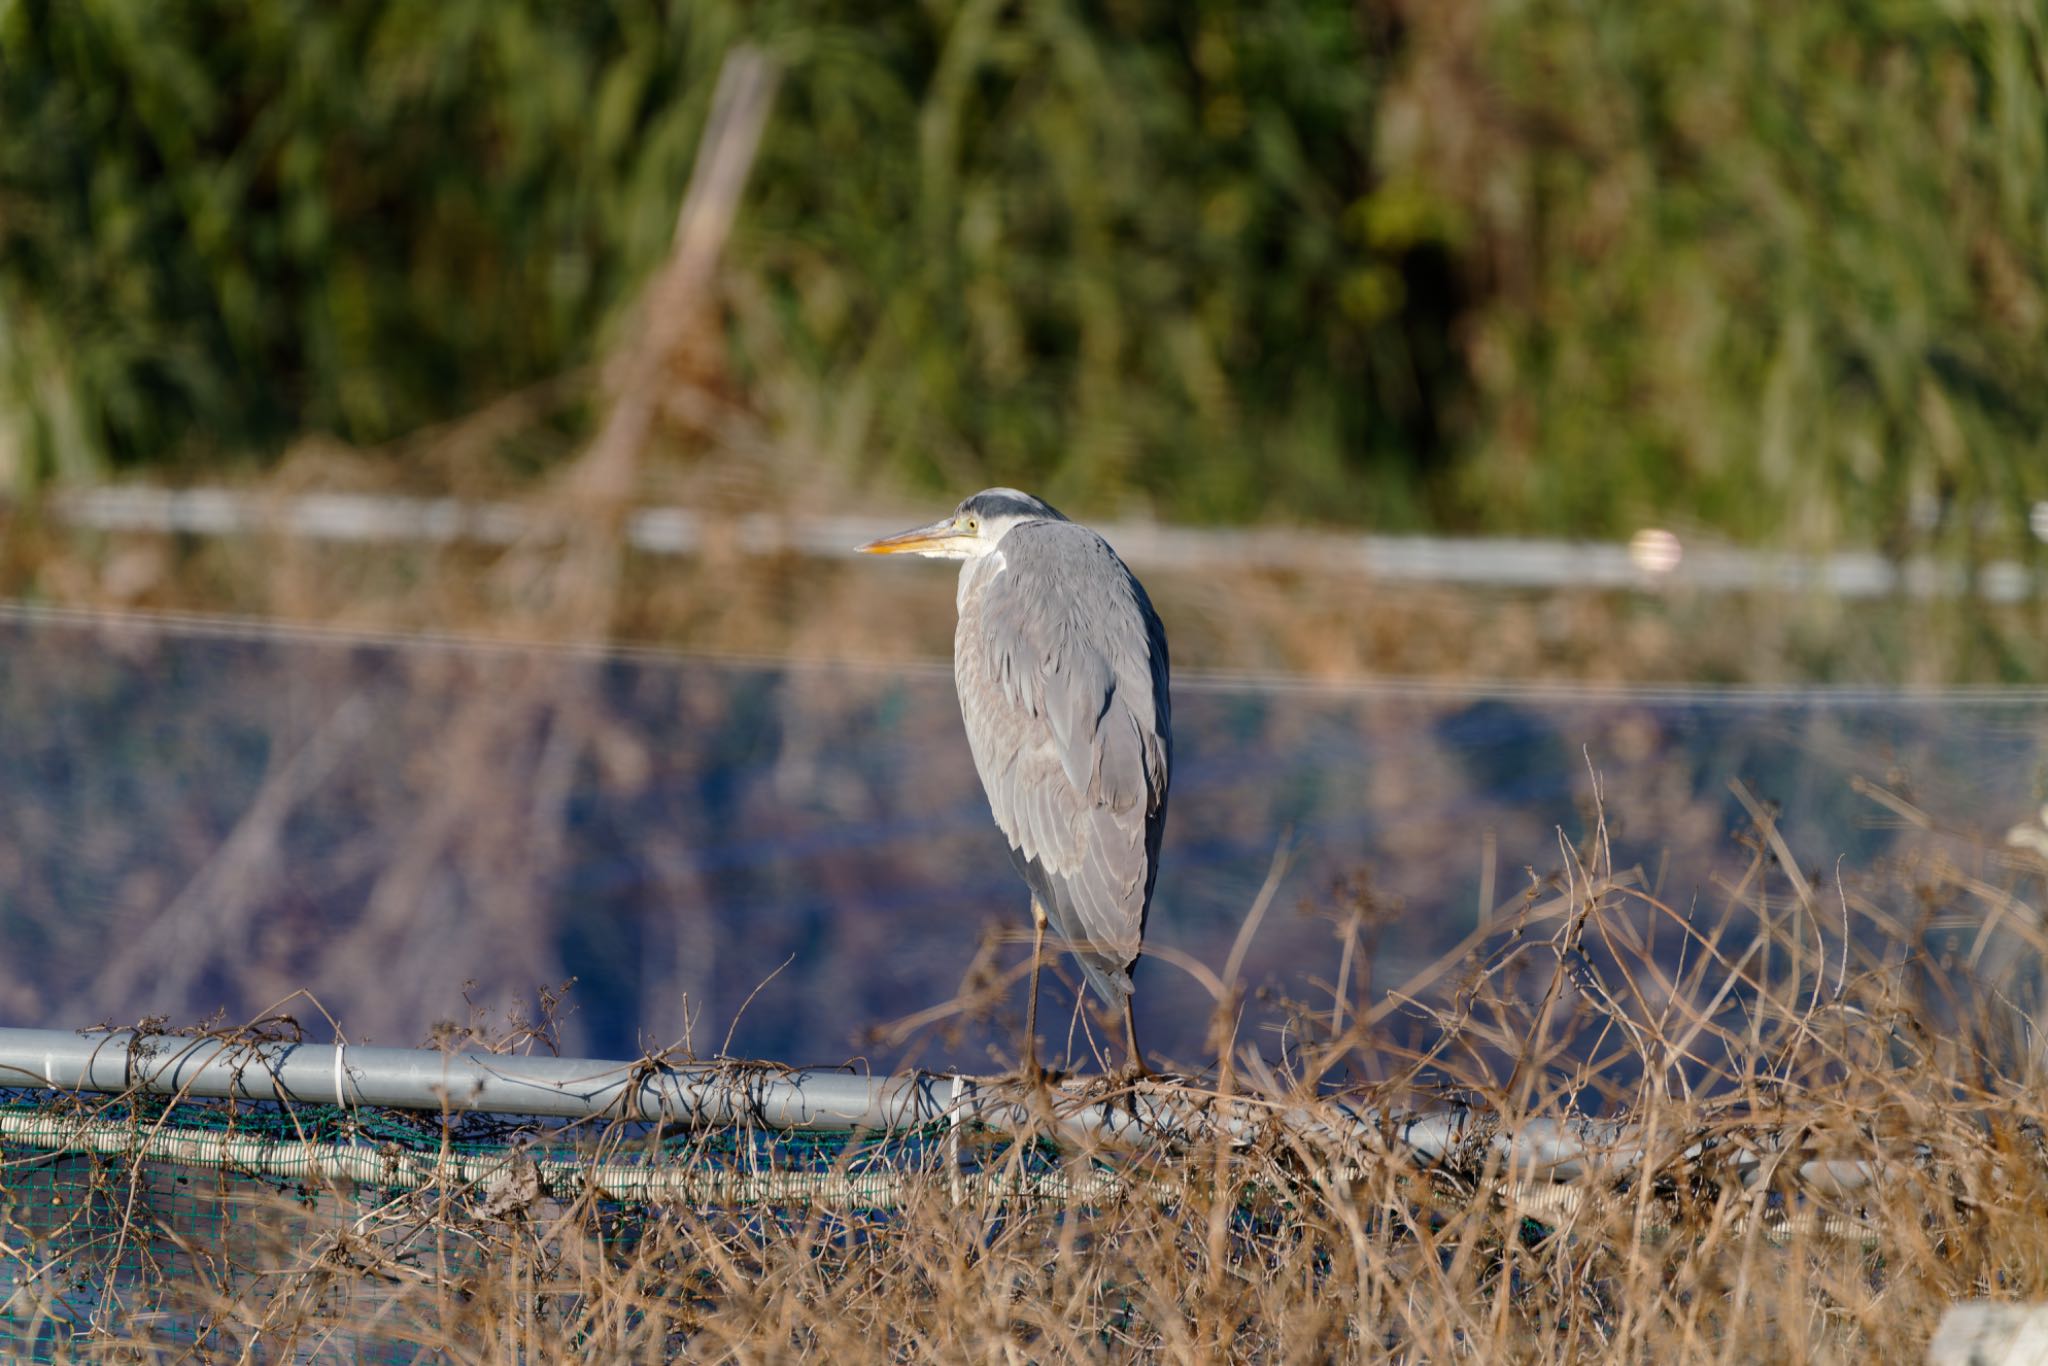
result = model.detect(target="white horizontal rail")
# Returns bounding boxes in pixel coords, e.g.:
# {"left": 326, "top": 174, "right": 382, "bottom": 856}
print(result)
{"left": 0, "top": 1106, "right": 1124, "bottom": 1209}
{"left": 0, "top": 1027, "right": 1877, "bottom": 1196}
{"left": 46, "top": 484, "right": 2043, "bottom": 601}
{"left": 0, "top": 1106, "right": 1871, "bottom": 1239}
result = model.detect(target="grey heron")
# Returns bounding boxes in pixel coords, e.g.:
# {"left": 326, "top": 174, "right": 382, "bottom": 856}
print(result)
{"left": 860, "top": 489, "right": 1171, "bottom": 1075}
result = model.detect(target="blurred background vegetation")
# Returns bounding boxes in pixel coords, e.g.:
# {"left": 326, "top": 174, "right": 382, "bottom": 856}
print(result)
{"left": 1, "top": 0, "right": 2044, "bottom": 557}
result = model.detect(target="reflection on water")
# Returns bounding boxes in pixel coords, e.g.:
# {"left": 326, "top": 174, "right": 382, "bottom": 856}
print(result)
{"left": 2, "top": 608, "right": 2045, "bottom": 1073}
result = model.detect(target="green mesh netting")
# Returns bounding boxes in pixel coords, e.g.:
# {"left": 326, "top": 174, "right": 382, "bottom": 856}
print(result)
{"left": 0, "top": 1088, "right": 1055, "bottom": 1360}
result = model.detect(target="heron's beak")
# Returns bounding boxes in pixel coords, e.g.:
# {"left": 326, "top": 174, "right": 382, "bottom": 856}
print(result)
{"left": 857, "top": 517, "right": 972, "bottom": 556}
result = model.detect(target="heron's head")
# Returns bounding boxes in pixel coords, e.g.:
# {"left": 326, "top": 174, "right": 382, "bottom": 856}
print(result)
{"left": 856, "top": 488, "right": 1066, "bottom": 560}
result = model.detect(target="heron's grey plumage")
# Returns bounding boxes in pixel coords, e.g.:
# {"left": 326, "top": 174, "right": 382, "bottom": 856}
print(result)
{"left": 954, "top": 515, "right": 1171, "bottom": 1005}
{"left": 859, "top": 489, "right": 1172, "bottom": 1034}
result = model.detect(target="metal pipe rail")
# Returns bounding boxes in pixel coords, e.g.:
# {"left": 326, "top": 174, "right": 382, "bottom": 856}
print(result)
{"left": 0, "top": 1027, "right": 1878, "bottom": 1194}
{"left": 0, "top": 1027, "right": 984, "bottom": 1129}
{"left": 48, "top": 484, "right": 2045, "bottom": 601}
{"left": 0, "top": 1026, "right": 1244, "bottom": 1150}
{"left": 0, "top": 1105, "right": 1876, "bottom": 1241}
{"left": 0, "top": 1027, "right": 1610, "bottom": 1170}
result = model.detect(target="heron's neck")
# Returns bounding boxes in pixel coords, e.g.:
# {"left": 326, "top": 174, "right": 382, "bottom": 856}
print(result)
{"left": 956, "top": 546, "right": 1008, "bottom": 613}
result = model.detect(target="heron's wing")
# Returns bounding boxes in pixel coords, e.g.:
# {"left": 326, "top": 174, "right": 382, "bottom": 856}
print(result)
{"left": 955, "top": 524, "right": 1170, "bottom": 1001}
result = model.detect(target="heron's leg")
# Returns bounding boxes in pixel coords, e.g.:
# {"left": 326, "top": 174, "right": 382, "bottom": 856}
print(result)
{"left": 1121, "top": 996, "right": 1150, "bottom": 1079}
{"left": 1024, "top": 900, "right": 1048, "bottom": 1078}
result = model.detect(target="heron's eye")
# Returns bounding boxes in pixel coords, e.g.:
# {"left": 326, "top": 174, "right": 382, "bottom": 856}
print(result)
{"left": 962, "top": 516, "right": 981, "bottom": 533}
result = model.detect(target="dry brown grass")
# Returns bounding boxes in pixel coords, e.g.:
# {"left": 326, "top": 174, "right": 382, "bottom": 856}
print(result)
{"left": 6, "top": 791, "right": 2048, "bottom": 1362}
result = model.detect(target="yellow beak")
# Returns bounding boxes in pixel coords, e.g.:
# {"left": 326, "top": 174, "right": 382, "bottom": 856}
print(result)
{"left": 856, "top": 517, "right": 971, "bottom": 555}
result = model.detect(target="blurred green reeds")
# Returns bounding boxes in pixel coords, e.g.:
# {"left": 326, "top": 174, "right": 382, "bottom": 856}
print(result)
{"left": 1, "top": 0, "right": 2043, "bottom": 561}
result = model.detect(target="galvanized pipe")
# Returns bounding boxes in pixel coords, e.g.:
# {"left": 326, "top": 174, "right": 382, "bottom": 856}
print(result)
{"left": 0, "top": 1027, "right": 1216, "bottom": 1147}
{"left": 0, "top": 1027, "right": 958, "bottom": 1128}
{"left": 0, "top": 1027, "right": 1877, "bottom": 1192}
{"left": 47, "top": 484, "right": 2044, "bottom": 602}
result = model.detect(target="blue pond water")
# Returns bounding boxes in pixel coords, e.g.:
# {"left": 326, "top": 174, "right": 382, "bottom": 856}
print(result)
{"left": 2, "top": 607, "right": 2045, "bottom": 1073}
